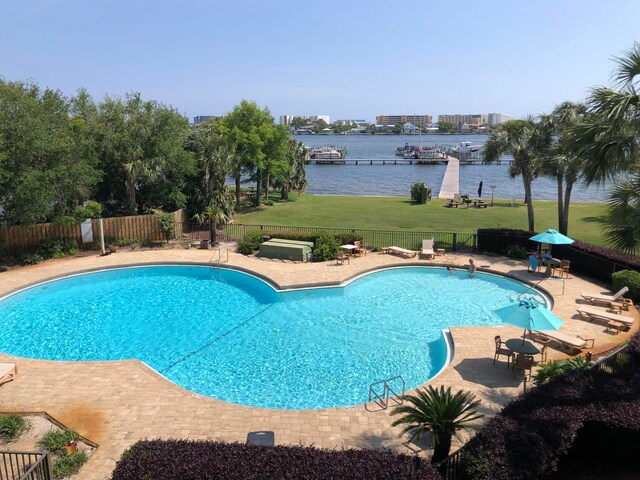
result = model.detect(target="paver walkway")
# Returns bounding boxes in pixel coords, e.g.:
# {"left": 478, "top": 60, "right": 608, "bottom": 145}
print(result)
{"left": 438, "top": 155, "right": 459, "bottom": 199}
{"left": 0, "top": 246, "right": 636, "bottom": 479}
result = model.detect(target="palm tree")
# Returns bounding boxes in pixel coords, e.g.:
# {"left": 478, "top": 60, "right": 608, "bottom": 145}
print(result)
{"left": 277, "top": 139, "right": 308, "bottom": 200}
{"left": 538, "top": 102, "right": 589, "bottom": 235}
{"left": 483, "top": 119, "right": 541, "bottom": 231}
{"left": 390, "top": 385, "right": 483, "bottom": 464}
{"left": 572, "top": 43, "right": 640, "bottom": 253}
{"left": 191, "top": 204, "right": 230, "bottom": 246}
{"left": 602, "top": 175, "right": 640, "bottom": 254}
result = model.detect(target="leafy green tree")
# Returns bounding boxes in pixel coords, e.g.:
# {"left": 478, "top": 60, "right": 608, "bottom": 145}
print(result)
{"left": 572, "top": 43, "right": 640, "bottom": 253}
{"left": 390, "top": 385, "right": 483, "bottom": 464}
{"left": 0, "top": 80, "right": 101, "bottom": 225}
{"left": 219, "top": 100, "right": 289, "bottom": 206}
{"left": 483, "top": 119, "right": 541, "bottom": 231}
{"left": 93, "top": 93, "right": 195, "bottom": 215}
{"left": 538, "top": 102, "right": 589, "bottom": 234}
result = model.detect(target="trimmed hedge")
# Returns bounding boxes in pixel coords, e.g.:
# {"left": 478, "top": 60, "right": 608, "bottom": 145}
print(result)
{"left": 476, "top": 228, "right": 537, "bottom": 255}
{"left": 236, "top": 229, "right": 363, "bottom": 261}
{"left": 111, "top": 440, "right": 442, "bottom": 480}
{"left": 461, "top": 332, "right": 640, "bottom": 479}
{"left": 612, "top": 269, "right": 640, "bottom": 302}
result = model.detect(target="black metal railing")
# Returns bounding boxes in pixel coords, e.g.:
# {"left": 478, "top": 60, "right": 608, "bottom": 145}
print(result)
{"left": 0, "top": 451, "right": 51, "bottom": 480}
{"left": 179, "top": 222, "right": 479, "bottom": 253}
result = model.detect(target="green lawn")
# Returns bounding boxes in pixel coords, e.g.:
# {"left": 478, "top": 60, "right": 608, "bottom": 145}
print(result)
{"left": 235, "top": 194, "right": 608, "bottom": 245}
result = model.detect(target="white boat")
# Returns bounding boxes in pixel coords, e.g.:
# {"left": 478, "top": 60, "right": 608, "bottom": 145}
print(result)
{"left": 309, "top": 146, "right": 346, "bottom": 159}
{"left": 453, "top": 141, "right": 483, "bottom": 153}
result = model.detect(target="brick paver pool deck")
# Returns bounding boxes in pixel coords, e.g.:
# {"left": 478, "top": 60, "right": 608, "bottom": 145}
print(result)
{"left": 0, "top": 246, "right": 637, "bottom": 479}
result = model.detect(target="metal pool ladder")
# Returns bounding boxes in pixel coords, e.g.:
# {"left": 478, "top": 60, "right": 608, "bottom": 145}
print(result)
{"left": 369, "top": 375, "right": 405, "bottom": 410}
{"left": 209, "top": 247, "right": 229, "bottom": 268}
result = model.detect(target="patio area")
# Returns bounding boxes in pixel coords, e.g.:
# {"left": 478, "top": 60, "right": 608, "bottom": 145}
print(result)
{"left": 0, "top": 245, "right": 637, "bottom": 479}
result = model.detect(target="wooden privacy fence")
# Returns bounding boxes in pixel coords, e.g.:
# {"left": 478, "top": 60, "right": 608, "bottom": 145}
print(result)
{"left": 0, "top": 210, "right": 187, "bottom": 253}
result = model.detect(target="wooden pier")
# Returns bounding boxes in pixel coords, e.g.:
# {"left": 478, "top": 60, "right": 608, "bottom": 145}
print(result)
{"left": 304, "top": 157, "right": 512, "bottom": 166}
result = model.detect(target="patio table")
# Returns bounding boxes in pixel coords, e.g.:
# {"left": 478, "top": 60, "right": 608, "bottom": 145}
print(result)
{"left": 505, "top": 338, "right": 540, "bottom": 356}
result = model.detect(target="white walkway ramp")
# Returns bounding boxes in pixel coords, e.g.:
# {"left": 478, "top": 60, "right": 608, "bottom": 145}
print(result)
{"left": 438, "top": 155, "right": 459, "bottom": 199}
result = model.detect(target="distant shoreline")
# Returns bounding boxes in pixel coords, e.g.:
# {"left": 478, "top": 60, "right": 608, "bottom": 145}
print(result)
{"left": 304, "top": 193, "right": 606, "bottom": 204}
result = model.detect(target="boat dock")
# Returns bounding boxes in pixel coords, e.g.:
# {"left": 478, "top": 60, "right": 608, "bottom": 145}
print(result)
{"left": 438, "top": 154, "right": 459, "bottom": 199}
{"left": 304, "top": 158, "right": 447, "bottom": 165}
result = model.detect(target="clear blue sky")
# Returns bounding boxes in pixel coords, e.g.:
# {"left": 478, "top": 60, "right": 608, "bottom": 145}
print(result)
{"left": 2, "top": 1, "right": 639, "bottom": 122}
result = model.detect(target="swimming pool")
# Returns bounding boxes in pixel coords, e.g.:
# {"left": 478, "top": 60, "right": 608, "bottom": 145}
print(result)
{"left": 0, "top": 266, "right": 546, "bottom": 409}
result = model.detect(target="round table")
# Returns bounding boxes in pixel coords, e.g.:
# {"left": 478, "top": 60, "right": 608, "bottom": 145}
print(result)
{"left": 505, "top": 338, "right": 540, "bottom": 355}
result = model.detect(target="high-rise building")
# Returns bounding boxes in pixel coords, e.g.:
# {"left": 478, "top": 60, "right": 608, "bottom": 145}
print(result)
{"left": 193, "top": 115, "right": 218, "bottom": 125}
{"left": 488, "top": 113, "right": 512, "bottom": 125}
{"left": 375, "top": 115, "right": 432, "bottom": 126}
{"left": 437, "top": 114, "right": 485, "bottom": 127}
{"left": 280, "top": 115, "right": 331, "bottom": 125}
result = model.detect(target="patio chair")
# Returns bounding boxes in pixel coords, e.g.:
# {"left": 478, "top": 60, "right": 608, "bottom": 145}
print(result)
{"left": 552, "top": 260, "right": 571, "bottom": 278}
{"left": 387, "top": 246, "right": 418, "bottom": 258}
{"left": 421, "top": 238, "right": 435, "bottom": 259}
{"left": 533, "top": 330, "right": 594, "bottom": 354}
{"left": 527, "top": 255, "right": 539, "bottom": 273}
{"left": 493, "top": 336, "right": 512, "bottom": 368}
{"left": 580, "top": 286, "right": 629, "bottom": 306}
{"left": 512, "top": 353, "right": 534, "bottom": 379}
{"left": 336, "top": 250, "right": 349, "bottom": 265}
{"left": 0, "top": 363, "right": 17, "bottom": 387}
{"left": 354, "top": 240, "right": 366, "bottom": 257}
{"left": 576, "top": 306, "right": 634, "bottom": 327}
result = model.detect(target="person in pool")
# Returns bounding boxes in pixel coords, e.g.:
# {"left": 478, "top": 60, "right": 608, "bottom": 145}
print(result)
{"left": 467, "top": 258, "right": 476, "bottom": 275}
{"left": 447, "top": 266, "right": 455, "bottom": 273}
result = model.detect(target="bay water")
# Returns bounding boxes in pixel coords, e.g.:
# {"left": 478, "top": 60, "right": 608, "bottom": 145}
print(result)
{"left": 295, "top": 134, "right": 611, "bottom": 202}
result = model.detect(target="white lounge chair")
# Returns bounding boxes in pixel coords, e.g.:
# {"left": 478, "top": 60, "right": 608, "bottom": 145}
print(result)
{"left": 387, "top": 246, "right": 418, "bottom": 258}
{"left": 421, "top": 238, "right": 435, "bottom": 259}
{"left": 580, "top": 286, "right": 629, "bottom": 306}
{"left": 577, "top": 306, "right": 635, "bottom": 326}
{"left": 533, "top": 330, "right": 594, "bottom": 353}
{"left": 0, "top": 363, "right": 17, "bottom": 386}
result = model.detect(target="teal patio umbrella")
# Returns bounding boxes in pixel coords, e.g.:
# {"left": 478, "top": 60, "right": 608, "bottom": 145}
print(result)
{"left": 493, "top": 299, "right": 564, "bottom": 344}
{"left": 529, "top": 229, "right": 574, "bottom": 245}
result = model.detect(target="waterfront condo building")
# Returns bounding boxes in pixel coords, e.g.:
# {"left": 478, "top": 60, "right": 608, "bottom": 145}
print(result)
{"left": 437, "top": 114, "right": 487, "bottom": 127}
{"left": 280, "top": 115, "right": 331, "bottom": 125}
{"left": 487, "top": 113, "right": 513, "bottom": 125}
{"left": 375, "top": 115, "right": 432, "bottom": 126}
{"left": 193, "top": 115, "right": 219, "bottom": 124}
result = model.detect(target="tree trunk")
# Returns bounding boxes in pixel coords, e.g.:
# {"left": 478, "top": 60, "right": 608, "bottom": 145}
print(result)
{"left": 522, "top": 173, "right": 535, "bottom": 232}
{"left": 557, "top": 174, "right": 564, "bottom": 233}
{"left": 126, "top": 179, "right": 137, "bottom": 214}
{"left": 265, "top": 173, "right": 270, "bottom": 200}
{"left": 210, "top": 221, "right": 217, "bottom": 246}
{"left": 431, "top": 434, "right": 452, "bottom": 464}
{"left": 281, "top": 184, "right": 289, "bottom": 201}
{"left": 255, "top": 169, "right": 262, "bottom": 207}
{"left": 561, "top": 182, "right": 574, "bottom": 235}
{"left": 234, "top": 175, "right": 241, "bottom": 206}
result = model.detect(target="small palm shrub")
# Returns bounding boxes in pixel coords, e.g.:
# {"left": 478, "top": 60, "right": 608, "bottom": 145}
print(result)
{"left": 52, "top": 451, "right": 87, "bottom": 479}
{"left": 19, "top": 252, "right": 44, "bottom": 265}
{"left": 390, "top": 385, "right": 483, "bottom": 464}
{"left": 37, "top": 239, "right": 80, "bottom": 259}
{"left": 0, "top": 414, "right": 30, "bottom": 442}
{"left": 113, "top": 236, "right": 139, "bottom": 247}
{"left": 237, "top": 231, "right": 265, "bottom": 255}
{"left": 157, "top": 212, "right": 176, "bottom": 242}
{"left": 38, "top": 428, "right": 81, "bottom": 453}
{"left": 506, "top": 244, "right": 528, "bottom": 259}
{"left": 533, "top": 357, "right": 591, "bottom": 385}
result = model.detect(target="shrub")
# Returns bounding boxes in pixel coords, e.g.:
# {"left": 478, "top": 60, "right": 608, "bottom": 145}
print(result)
{"left": 111, "top": 439, "right": 442, "bottom": 480}
{"left": 612, "top": 269, "right": 640, "bottom": 302}
{"left": 262, "top": 199, "right": 274, "bottom": 206}
{"left": 236, "top": 230, "right": 363, "bottom": 256}
{"left": 157, "top": 213, "right": 176, "bottom": 242}
{"left": 0, "top": 265, "right": 7, "bottom": 273}
{"left": 38, "top": 428, "right": 81, "bottom": 453}
{"left": 113, "top": 237, "right": 139, "bottom": 247}
{"left": 37, "top": 239, "right": 80, "bottom": 259}
{"left": 237, "top": 231, "right": 265, "bottom": 255}
{"left": 52, "top": 451, "right": 87, "bottom": 479}
{"left": 462, "top": 332, "right": 640, "bottom": 479}
{"left": 0, "top": 414, "right": 30, "bottom": 442}
{"left": 506, "top": 244, "right": 528, "bottom": 259}
{"left": 533, "top": 357, "right": 591, "bottom": 385}
{"left": 410, "top": 182, "right": 432, "bottom": 204}
{"left": 312, "top": 234, "right": 340, "bottom": 262}
{"left": 19, "top": 252, "right": 44, "bottom": 265}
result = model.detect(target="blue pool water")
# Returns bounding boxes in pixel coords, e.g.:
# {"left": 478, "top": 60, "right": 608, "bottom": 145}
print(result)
{"left": 0, "top": 266, "right": 545, "bottom": 409}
